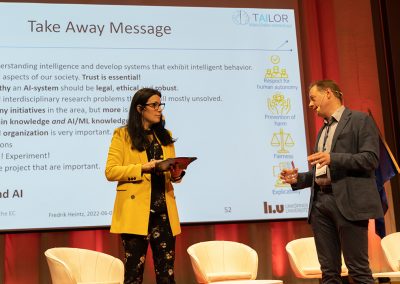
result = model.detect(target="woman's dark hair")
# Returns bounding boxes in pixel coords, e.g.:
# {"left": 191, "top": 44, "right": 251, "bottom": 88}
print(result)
{"left": 127, "top": 88, "right": 174, "bottom": 151}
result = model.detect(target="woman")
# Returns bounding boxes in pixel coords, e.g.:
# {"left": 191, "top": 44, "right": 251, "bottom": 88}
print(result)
{"left": 105, "top": 88, "right": 184, "bottom": 284}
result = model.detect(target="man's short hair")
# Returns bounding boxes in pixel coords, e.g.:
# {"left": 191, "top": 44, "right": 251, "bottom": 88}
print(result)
{"left": 309, "top": 79, "right": 343, "bottom": 102}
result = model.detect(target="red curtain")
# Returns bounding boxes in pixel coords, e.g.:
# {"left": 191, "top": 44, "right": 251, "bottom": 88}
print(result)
{"left": 1, "top": 0, "right": 392, "bottom": 283}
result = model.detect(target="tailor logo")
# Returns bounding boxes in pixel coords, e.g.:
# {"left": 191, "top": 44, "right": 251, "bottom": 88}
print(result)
{"left": 232, "top": 10, "right": 290, "bottom": 27}
{"left": 263, "top": 202, "right": 284, "bottom": 214}
{"left": 232, "top": 10, "right": 250, "bottom": 25}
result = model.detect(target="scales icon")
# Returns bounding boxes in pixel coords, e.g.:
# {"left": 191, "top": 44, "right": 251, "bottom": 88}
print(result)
{"left": 271, "top": 128, "right": 294, "bottom": 153}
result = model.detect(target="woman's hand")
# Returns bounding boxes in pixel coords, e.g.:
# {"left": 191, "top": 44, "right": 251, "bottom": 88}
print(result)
{"left": 142, "top": 159, "right": 162, "bottom": 173}
{"left": 170, "top": 163, "right": 184, "bottom": 181}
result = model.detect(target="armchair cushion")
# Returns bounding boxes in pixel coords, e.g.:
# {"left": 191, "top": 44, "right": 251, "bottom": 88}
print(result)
{"left": 207, "top": 272, "right": 252, "bottom": 282}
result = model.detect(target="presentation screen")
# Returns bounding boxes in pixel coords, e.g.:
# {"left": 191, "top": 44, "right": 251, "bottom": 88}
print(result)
{"left": 0, "top": 1, "right": 310, "bottom": 231}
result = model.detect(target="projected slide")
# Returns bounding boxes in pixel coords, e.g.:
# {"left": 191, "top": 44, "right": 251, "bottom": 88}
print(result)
{"left": 0, "top": 2, "right": 309, "bottom": 230}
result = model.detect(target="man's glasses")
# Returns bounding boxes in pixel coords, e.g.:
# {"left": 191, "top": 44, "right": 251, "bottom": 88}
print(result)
{"left": 144, "top": 102, "right": 165, "bottom": 111}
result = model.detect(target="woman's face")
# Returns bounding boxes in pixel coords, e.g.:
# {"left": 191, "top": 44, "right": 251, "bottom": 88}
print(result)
{"left": 139, "top": 94, "right": 163, "bottom": 129}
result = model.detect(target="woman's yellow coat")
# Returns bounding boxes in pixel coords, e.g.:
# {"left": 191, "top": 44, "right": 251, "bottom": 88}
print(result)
{"left": 105, "top": 127, "right": 181, "bottom": 236}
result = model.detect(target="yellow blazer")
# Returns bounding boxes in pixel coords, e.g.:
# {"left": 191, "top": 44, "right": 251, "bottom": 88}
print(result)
{"left": 105, "top": 127, "right": 181, "bottom": 236}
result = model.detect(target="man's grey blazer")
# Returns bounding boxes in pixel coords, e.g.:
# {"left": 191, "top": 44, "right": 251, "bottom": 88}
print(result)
{"left": 293, "top": 107, "right": 384, "bottom": 222}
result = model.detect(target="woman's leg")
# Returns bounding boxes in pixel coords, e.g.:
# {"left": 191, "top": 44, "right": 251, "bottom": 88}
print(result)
{"left": 121, "top": 233, "right": 150, "bottom": 284}
{"left": 149, "top": 213, "right": 176, "bottom": 284}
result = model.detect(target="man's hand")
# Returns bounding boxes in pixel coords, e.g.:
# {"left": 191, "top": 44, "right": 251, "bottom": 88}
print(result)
{"left": 279, "top": 168, "right": 298, "bottom": 184}
{"left": 308, "top": 152, "right": 331, "bottom": 168}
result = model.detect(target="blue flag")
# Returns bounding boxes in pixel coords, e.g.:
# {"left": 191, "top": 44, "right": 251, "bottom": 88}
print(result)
{"left": 374, "top": 135, "right": 399, "bottom": 238}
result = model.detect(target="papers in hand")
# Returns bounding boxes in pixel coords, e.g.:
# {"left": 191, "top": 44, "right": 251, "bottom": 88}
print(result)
{"left": 315, "top": 163, "right": 327, "bottom": 177}
{"left": 156, "top": 157, "right": 197, "bottom": 172}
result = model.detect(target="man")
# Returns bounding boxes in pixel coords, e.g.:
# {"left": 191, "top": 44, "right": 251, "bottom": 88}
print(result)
{"left": 280, "top": 80, "right": 383, "bottom": 283}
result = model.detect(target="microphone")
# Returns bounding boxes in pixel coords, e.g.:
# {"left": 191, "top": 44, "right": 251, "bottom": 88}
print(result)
{"left": 316, "top": 92, "right": 327, "bottom": 112}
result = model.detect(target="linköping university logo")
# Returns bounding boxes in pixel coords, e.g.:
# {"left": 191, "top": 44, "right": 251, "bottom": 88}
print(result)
{"left": 264, "top": 202, "right": 284, "bottom": 214}
{"left": 232, "top": 10, "right": 250, "bottom": 25}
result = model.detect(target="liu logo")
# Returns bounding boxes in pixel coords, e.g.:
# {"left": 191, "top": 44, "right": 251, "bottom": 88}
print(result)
{"left": 264, "top": 202, "right": 284, "bottom": 214}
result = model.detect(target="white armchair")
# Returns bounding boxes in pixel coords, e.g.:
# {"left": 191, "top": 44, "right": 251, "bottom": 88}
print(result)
{"left": 45, "top": 247, "right": 124, "bottom": 284}
{"left": 187, "top": 240, "right": 282, "bottom": 284}
{"left": 373, "top": 232, "right": 400, "bottom": 280}
{"left": 285, "top": 237, "right": 348, "bottom": 279}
